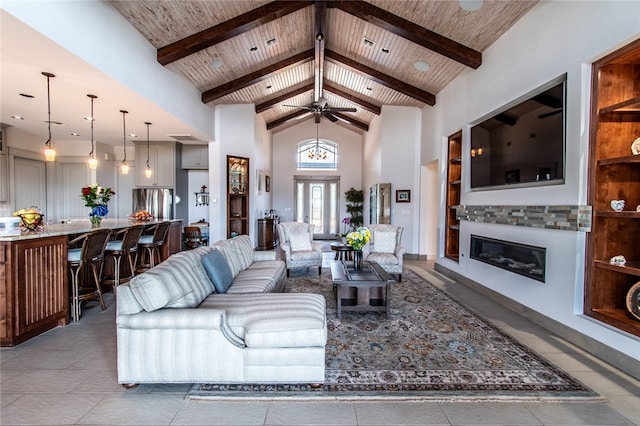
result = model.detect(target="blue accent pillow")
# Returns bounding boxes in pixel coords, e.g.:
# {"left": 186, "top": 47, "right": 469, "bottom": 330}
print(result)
{"left": 202, "top": 250, "right": 234, "bottom": 293}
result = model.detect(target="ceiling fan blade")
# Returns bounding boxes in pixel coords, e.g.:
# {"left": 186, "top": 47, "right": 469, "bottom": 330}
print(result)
{"left": 326, "top": 107, "right": 357, "bottom": 113}
{"left": 283, "top": 104, "right": 313, "bottom": 111}
{"left": 323, "top": 111, "right": 339, "bottom": 122}
{"left": 538, "top": 109, "right": 562, "bottom": 119}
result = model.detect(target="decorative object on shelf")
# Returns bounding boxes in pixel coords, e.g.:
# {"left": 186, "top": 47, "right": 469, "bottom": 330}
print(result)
{"left": 81, "top": 183, "right": 115, "bottom": 227}
{"left": 396, "top": 189, "right": 411, "bottom": 203}
{"left": 41, "top": 72, "right": 56, "bottom": 161}
{"left": 610, "top": 199, "right": 625, "bottom": 212}
{"left": 86, "top": 94, "right": 98, "bottom": 169}
{"left": 626, "top": 281, "right": 640, "bottom": 321}
{"left": 636, "top": 205, "right": 640, "bottom": 212}
{"left": 129, "top": 210, "right": 154, "bottom": 222}
{"left": 609, "top": 255, "right": 626, "bottom": 266}
{"left": 347, "top": 227, "right": 371, "bottom": 270}
{"left": 13, "top": 207, "right": 44, "bottom": 231}
{"left": 632, "top": 137, "right": 640, "bottom": 155}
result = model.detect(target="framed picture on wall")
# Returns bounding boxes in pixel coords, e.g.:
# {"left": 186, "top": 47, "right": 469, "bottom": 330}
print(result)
{"left": 265, "top": 175, "right": 271, "bottom": 193}
{"left": 396, "top": 190, "right": 410, "bottom": 203}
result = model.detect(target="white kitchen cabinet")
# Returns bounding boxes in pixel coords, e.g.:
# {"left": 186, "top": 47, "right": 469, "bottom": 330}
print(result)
{"left": 181, "top": 145, "right": 208, "bottom": 169}
{"left": 135, "top": 143, "right": 175, "bottom": 187}
{"left": 0, "top": 154, "right": 8, "bottom": 202}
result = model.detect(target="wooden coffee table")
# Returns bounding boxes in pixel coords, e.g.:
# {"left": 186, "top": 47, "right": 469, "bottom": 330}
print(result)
{"left": 330, "top": 260, "right": 396, "bottom": 319}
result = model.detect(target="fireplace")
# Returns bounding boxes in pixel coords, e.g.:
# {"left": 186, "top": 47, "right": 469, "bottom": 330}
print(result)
{"left": 470, "top": 235, "right": 546, "bottom": 282}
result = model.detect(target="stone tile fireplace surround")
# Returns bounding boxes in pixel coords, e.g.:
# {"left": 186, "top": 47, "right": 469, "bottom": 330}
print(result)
{"left": 456, "top": 205, "right": 592, "bottom": 280}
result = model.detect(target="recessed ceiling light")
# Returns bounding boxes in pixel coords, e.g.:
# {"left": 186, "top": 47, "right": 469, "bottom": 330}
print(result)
{"left": 45, "top": 120, "right": 64, "bottom": 126}
{"left": 70, "top": 132, "right": 80, "bottom": 137}
{"left": 363, "top": 38, "right": 374, "bottom": 47}
{"left": 366, "top": 87, "right": 373, "bottom": 91}
{"left": 211, "top": 59, "right": 223, "bottom": 69}
{"left": 381, "top": 48, "right": 389, "bottom": 54}
{"left": 19, "top": 93, "right": 34, "bottom": 98}
{"left": 459, "top": 0, "right": 483, "bottom": 11}
{"left": 266, "top": 37, "right": 276, "bottom": 46}
{"left": 11, "top": 115, "right": 24, "bottom": 120}
{"left": 414, "top": 61, "right": 431, "bottom": 72}
{"left": 129, "top": 133, "right": 137, "bottom": 138}
{"left": 266, "top": 85, "right": 272, "bottom": 89}
{"left": 249, "top": 46, "right": 258, "bottom": 52}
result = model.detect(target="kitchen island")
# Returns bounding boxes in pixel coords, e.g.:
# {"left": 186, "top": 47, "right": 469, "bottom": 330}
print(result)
{"left": 0, "top": 218, "right": 182, "bottom": 347}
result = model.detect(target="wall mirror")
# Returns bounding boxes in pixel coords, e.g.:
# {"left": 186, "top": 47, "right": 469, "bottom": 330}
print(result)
{"left": 370, "top": 183, "right": 391, "bottom": 224}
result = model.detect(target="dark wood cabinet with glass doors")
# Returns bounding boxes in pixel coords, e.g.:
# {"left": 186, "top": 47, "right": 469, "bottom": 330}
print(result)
{"left": 227, "top": 156, "right": 249, "bottom": 238}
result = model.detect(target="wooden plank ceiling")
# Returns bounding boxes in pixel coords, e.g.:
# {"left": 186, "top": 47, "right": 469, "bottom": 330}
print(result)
{"left": 109, "top": 0, "right": 538, "bottom": 133}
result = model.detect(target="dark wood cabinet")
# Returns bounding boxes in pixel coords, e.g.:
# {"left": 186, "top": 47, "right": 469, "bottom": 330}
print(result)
{"left": 227, "top": 156, "right": 249, "bottom": 238}
{"left": 256, "top": 218, "right": 278, "bottom": 250}
{"left": 585, "top": 38, "right": 640, "bottom": 336}
{"left": 445, "top": 130, "right": 462, "bottom": 261}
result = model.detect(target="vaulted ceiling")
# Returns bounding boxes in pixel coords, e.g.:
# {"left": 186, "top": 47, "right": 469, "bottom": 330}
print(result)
{"left": 110, "top": 0, "right": 538, "bottom": 133}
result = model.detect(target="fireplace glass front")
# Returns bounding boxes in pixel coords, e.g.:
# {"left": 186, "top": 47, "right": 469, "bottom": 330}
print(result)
{"left": 470, "top": 235, "right": 546, "bottom": 282}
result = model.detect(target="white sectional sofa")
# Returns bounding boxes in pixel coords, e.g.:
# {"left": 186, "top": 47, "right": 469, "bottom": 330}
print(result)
{"left": 116, "top": 235, "right": 327, "bottom": 385}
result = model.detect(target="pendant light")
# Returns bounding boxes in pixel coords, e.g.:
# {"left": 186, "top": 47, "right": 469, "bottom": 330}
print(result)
{"left": 87, "top": 94, "right": 98, "bottom": 169}
{"left": 120, "top": 110, "right": 129, "bottom": 174}
{"left": 144, "top": 121, "right": 152, "bottom": 178}
{"left": 42, "top": 72, "right": 56, "bottom": 161}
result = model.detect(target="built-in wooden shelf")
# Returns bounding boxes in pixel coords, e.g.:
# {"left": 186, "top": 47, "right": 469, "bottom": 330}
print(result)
{"left": 445, "top": 131, "right": 462, "bottom": 262}
{"left": 585, "top": 38, "right": 640, "bottom": 337}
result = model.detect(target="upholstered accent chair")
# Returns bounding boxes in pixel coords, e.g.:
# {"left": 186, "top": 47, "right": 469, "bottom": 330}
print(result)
{"left": 363, "top": 224, "right": 405, "bottom": 282}
{"left": 277, "top": 222, "right": 323, "bottom": 277}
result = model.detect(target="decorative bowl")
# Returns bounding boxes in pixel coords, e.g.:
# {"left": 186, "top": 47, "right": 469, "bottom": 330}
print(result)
{"left": 13, "top": 208, "right": 44, "bottom": 231}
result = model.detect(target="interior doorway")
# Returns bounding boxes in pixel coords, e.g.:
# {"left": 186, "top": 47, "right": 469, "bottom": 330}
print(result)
{"left": 294, "top": 176, "right": 339, "bottom": 239}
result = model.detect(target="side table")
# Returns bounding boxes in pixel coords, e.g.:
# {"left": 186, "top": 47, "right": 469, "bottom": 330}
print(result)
{"left": 330, "top": 242, "right": 353, "bottom": 261}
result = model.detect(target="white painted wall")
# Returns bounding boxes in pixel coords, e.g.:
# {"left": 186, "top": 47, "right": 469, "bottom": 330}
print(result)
{"left": 425, "top": 1, "right": 640, "bottom": 360}
{"left": 272, "top": 119, "right": 362, "bottom": 225}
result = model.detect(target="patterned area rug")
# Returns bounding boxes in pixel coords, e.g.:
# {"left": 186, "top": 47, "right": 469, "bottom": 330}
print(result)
{"left": 188, "top": 268, "right": 600, "bottom": 401}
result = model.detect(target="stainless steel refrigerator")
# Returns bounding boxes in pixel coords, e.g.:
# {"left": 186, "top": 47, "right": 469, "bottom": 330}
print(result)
{"left": 132, "top": 188, "right": 174, "bottom": 220}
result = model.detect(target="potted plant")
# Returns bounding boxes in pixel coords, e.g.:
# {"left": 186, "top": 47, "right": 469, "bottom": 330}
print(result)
{"left": 344, "top": 187, "right": 364, "bottom": 230}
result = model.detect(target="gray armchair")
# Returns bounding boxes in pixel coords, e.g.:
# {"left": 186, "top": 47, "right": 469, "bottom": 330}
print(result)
{"left": 277, "top": 222, "right": 323, "bottom": 276}
{"left": 363, "top": 224, "right": 405, "bottom": 282}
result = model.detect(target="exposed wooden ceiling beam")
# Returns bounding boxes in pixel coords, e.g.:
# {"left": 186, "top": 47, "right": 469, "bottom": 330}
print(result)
{"left": 325, "top": 49, "right": 436, "bottom": 105}
{"left": 323, "top": 82, "right": 381, "bottom": 115}
{"left": 331, "top": 111, "right": 369, "bottom": 131}
{"left": 266, "top": 110, "right": 310, "bottom": 130}
{"left": 202, "top": 49, "right": 314, "bottom": 103}
{"left": 332, "top": 1, "right": 482, "bottom": 69}
{"left": 255, "top": 82, "right": 315, "bottom": 113}
{"left": 157, "top": 1, "right": 312, "bottom": 66}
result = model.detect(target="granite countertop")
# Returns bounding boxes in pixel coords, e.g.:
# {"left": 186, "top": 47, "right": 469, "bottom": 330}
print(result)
{"left": 0, "top": 218, "right": 181, "bottom": 242}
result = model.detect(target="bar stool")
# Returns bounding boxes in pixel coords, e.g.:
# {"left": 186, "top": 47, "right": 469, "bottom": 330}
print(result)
{"left": 102, "top": 225, "right": 144, "bottom": 288}
{"left": 184, "top": 226, "right": 204, "bottom": 249}
{"left": 68, "top": 228, "right": 111, "bottom": 321}
{"left": 137, "top": 221, "right": 170, "bottom": 272}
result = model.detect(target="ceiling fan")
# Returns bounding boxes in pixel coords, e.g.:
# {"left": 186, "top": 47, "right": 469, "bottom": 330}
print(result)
{"left": 283, "top": 32, "right": 356, "bottom": 123}
{"left": 284, "top": 97, "right": 356, "bottom": 123}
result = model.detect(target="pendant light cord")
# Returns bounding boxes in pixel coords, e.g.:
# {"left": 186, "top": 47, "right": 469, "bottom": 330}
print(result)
{"left": 120, "top": 110, "right": 128, "bottom": 164}
{"left": 45, "top": 75, "right": 52, "bottom": 147}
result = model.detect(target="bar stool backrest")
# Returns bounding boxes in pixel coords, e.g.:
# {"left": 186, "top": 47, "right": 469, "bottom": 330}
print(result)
{"left": 121, "top": 225, "right": 145, "bottom": 254}
{"left": 184, "top": 226, "right": 202, "bottom": 249}
{"left": 153, "top": 221, "right": 171, "bottom": 246}
{"left": 81, "top": 229, "right": 112, "bottom": 265}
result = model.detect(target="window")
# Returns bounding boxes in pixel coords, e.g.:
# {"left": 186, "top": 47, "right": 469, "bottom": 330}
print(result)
{"left": 297, "top": 139, "right": 337, "bottom": 170}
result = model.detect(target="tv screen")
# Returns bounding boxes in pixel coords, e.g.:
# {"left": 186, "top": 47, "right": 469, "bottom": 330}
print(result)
{"left": 470, "top": 76, "right": 566, "bottom": 189}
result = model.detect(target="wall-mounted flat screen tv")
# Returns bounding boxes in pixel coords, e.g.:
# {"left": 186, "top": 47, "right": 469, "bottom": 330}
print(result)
{"left": 470, "top": 75, "right": 566, "bottom": 190}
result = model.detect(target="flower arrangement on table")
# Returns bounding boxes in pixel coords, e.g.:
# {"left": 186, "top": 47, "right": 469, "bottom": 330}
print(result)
{"left": 346, "top": 226, "right": 371, "bottom": 251}
{"left": 81, "top": 184, "right": 115, "bottom": 227}
{"left": 129, "top": 210, "right": 154, "bottom": 222}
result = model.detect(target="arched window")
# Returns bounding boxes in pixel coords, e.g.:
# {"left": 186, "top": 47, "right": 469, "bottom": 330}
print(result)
{"left": 297, "top": 139, "right": 337, "bottom": 170}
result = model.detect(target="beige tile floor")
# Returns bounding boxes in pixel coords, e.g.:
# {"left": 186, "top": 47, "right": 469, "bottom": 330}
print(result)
{"left": 1, "top": 257, "right": 639, "bottom": 425}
